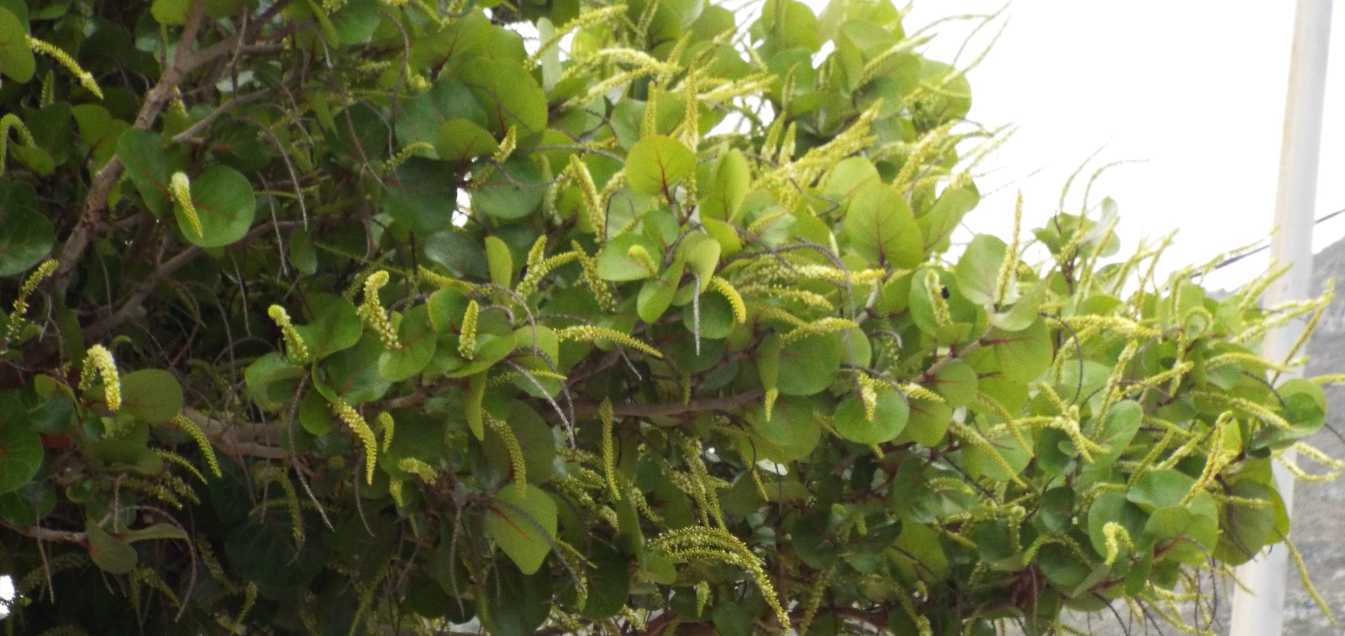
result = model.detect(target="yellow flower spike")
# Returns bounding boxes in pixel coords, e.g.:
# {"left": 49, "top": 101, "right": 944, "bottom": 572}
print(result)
{"left": 994, "top": 192, "right": 1024, "bottom": 306}
{"left": 154, "top": 449, "right": 207, "bottom": 484}
{"left": 357, "top": 270, "right": 402, "bottom": 350}
{"left": 79, "top": 344, "right": 120, "bottom": 412}
{"left": 650, "top": 527, "right": 789, "bottom": 628}
{"left": 571, "top": 241, "right": 617, "bottom": 311}
{"left": 6, "top": 258, "right": 57, "bottom": 340}
{"left": 857, "top": 374, "right": 880, "bottom": 422}
{"left": 516, "top": 251, "right": 580, "bottom": 298}
{"left": 254, "top": 465, "right": 304, "bottom": 546}
{"left": 39, "top": 71, "right": 54, "bottom": 108}
{"left": 707, "top": 276, "right": 746, "bottom": 324}
{"left": 377, "top": 411, "right": 395, "bottom": 453}
{"left": 779, "top": 317, "right": 860, "bottom": 347}
{"left": 387, "top": 478, "right": 406, "bottom": 508}
{"left": 599, "top": 399, "right": 620, "bottom": 501}
{"left": 488, "top": 415, "right": 526, "bottom": 493}
{"left": 384, "top": 141, "right": 434, "bottom": 172}
{"left": 170, "top": 414, "right": 222, "bottom": 478}
{"left": 555, "top": 325, "right": 663, "bottom": 359}
{"left": 266, "top": 305, "right": 310, "bottom": 364}
{"left": 458, "top": 300, "right": 479, "bottom": 360}
{"left": 924, "top": 269, "right": 952, "bottom": 327}
{"left": 567, "top": 155, "right": 605, "bottom": 237}
{"left": 763, "top": 387, "right": 779, "bottom": 422}
{"left": 0, "top": 113, "right": 37, "bottom": 177}
{"left": 169, "top": 172, "right": 204, "bottom": 240}
{"left": 329, "top": 398, "right": 378, "bottom": 485}
{"left": 1287, "top": 534, "right": 1337, "bottom": 625}
{"left": 625, "top": 243, "right": 659, "bottom": 276}
{"left": 398, "top": 457, "right": 437, "bottom": 483}
{"left": 26, "top": 36, "right": 102, "bottom": 99}
{"left": 493, "top": 126, "right": 517, "bottom": 163}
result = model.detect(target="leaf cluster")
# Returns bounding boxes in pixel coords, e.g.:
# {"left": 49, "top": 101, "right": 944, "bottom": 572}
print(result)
{"left": 0, "top": 0, "right": 1337, "bottom": 635}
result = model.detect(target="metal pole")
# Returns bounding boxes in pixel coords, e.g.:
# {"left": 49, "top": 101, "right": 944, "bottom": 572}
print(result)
{"left": 1230, "top": 1, "right": 1332, "bottom": 634}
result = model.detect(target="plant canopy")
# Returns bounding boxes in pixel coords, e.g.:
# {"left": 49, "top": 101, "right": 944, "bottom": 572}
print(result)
{"left": 0, "top": 0, "right": 1339, "bottom": 634}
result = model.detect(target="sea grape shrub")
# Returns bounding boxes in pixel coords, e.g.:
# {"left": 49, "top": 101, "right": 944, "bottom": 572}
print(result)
{"left": 0, "top": 0, "right": 1338, "bottom": 635}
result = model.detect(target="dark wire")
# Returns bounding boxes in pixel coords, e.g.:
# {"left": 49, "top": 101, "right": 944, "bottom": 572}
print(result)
{"left": 1210, "top": 205, "right": 1345, "bottom": 271}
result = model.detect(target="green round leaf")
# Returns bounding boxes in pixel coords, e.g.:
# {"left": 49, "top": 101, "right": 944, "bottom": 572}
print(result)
{"left": 378, "top": 305, "right": 437, "bottom": 381}
{"left": 0, "top": 421, "right": 42, "bottom": 494}
{"left": 0, "top": 180, "right": 54, "bottom": 276}
{"left": 484, "top": 484, "right": 558, "bottom": 575}
{"left": 295, "top": 293, "right": 363, "bottom": 360}
{"left": 747, "top": 397, "right": 821, "bottom": 463}
{"left": 120, "top": 369, "right": 184, "bottom": 424}
{"left": 87, "top": 523, "right": 138, "bottom": 574}
{"left": 843, "top": 181, "right": 923, "bottom": 267}
{"left": 776, "top": 332, "right": 843, "bottom": 396}
{"left": 474, "top": 158, "right": 546, "bottom": 221}
{"left": 459, "top": 60, "right": 548, "bottom": 136}
{"left": 626, "top": 135, "right": 695, "bottom": 196}
{"left": 833, "top": 388, "right": 908, "bottom": 445}
{"left": 179, "top": 165, "right": 256, "bottom": 248}
{"left": 0, "top": 8, "right": 34, "bottom": 83}
{"left": 435, "top": 118, "right": 499, "bottom": 162}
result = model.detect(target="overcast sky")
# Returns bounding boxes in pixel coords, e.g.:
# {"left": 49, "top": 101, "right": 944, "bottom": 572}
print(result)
{"left": 882, "top": 1, "right": 1345, "bottom": 291}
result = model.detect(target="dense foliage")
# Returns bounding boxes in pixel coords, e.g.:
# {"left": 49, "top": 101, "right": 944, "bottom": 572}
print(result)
{"left": 0, "top": 0, "right": 1340, "bottom": 634}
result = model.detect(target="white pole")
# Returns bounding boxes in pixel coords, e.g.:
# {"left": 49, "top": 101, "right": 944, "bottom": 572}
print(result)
{"left": 1230, "top": 1, "right": 1332, "bottom": 634}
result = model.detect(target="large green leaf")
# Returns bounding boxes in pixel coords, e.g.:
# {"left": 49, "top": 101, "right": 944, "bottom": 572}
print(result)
{"left": 179, "top": 165, "right": 256, "bottom": 248}
{"left": 385, "top": 157, "right": 460, "bottom": 234}
{"left": 0, "top": 420, "right": 42, "bottom": 494}
{"left": 833, "top": 388, "right": 908, "bottom": 445}
{"left": 0, "top": 8, "right": 34, "bottom": 83}
{"left": 775, "top": 332, "right": 843, "bottom": 396}
{"left": 473, "top": 158, "right": 546, "bottom": 221}
{"left": 954, "top": 234, "right": 1006, "bottom": 306}
{"left": 378, "top": 305, "right": 437, "bottom": 381}
{"left": 459, "top": 59, "right": 548, "bottom": 136}
{"left": 747, "top": 397, "right": 821, "bottom": 463}
{"left": 700, "top": 149, "right": 750, "bottom": 220}
{"left": 434, "top": 118, "right": 498, "bottom": 162}
{"left": 626, "top": 135, "right": 695, "bottom": 196}
{"left": 295, "top": 293, "right": 362, "bottom": 360}
{"left": 844, "top": 181, "right": 923, "bottom": 267}
{"left": 485, "top": 484, "right": 558, "bottom": 575}
{"left": 396, "top": 79, "right": 489, "bottom": 148}
{"left": 117, "top": 131, "right": 175, "bottom": 218}
{"left": 0, "top": 180, "right": 54, "bottom": 276}
{"left": 87, "top": 523, "right": 137, "bottom": 574}
{"left": 120, "top": 369, "right": 183, "bottom": 424}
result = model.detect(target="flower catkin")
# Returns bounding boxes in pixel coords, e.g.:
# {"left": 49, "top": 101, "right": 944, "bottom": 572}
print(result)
{"left": 170, "top": 414, "right": 222, "bottom": 478}
{"left": 458, "top": 300, "right": 479, "bottom": 359}
{"left": 267, "top": 305, "right": 310, "bottom": 363}
{"left": 556, "top": 325, "right": 663, "bottom": 358}
{"left": 79, "top": 345, "right": 120, "bottom": 412}
{"left": 330, "top": 398, "right": 378, "bottom": 484}
{"left": 169, "top": 172, "right": 204, "bottom": 240}
{"left": 358, "top": 270, "right": 402, "bottom": 350}
{"left": 6, "top": 258, "right": 57, "bottom": 340}
{"left": 27, "top": 36, "right": 103, "bottom": 99}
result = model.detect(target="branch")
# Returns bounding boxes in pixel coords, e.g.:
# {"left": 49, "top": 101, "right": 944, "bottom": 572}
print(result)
{"left": 52, "top": 0, "right": 273, "bottom": 293}
{"left": 183, "top": 408, "right": 288, "bottom": 460}
{"left": 0, "top": 521, "right": 87, "bottom": 545}
{"left": 84, "top": 221, "right": 293, "bottom": 341}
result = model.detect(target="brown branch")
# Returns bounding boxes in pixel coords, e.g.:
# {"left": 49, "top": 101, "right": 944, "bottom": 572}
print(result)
{"left": 51, "top": 0, "right": 273, "bottom": 294}
{"left": 183, "top": 408, "right": 288, "bottom": 460}
{"left": 84, "top": 221, "right": 293, "bottom": 341}
{"left": 0, "top": 521, "right": 87, "bottom": 545}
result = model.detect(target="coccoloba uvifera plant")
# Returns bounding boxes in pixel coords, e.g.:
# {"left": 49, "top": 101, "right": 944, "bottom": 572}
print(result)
{"left": 0, "top": 0, "right": 1339, "bottom": 634}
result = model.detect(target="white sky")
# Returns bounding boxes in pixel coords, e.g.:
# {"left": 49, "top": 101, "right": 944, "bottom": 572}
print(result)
{"left": 884, "top": 1, "right": 1345, "bottom": 290}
